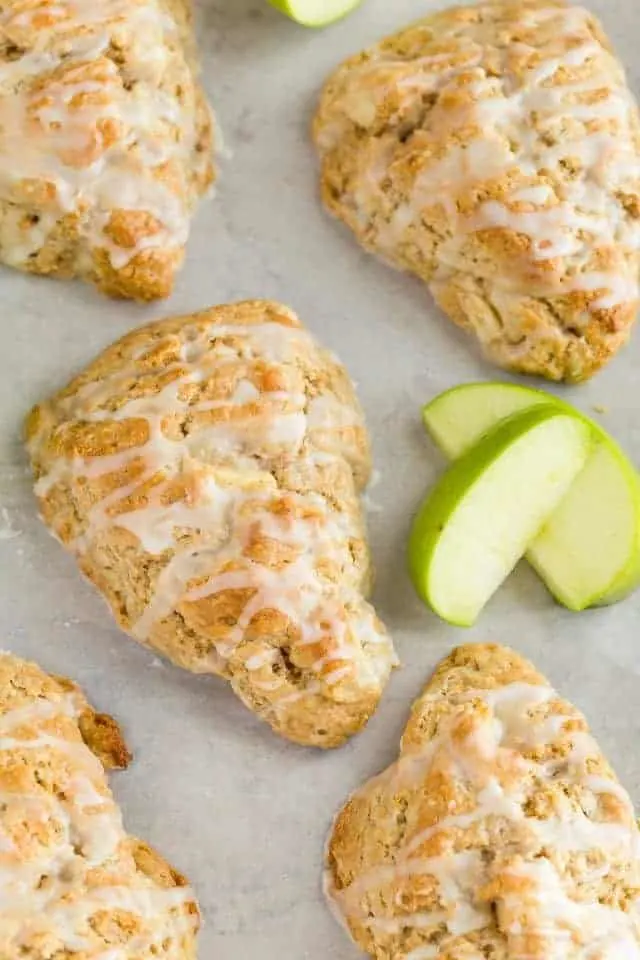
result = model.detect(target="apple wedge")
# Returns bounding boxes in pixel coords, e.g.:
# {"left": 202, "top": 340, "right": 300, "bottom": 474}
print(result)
{"left": 423, "top": 383, "right": 550, "bottom": 459}
{"left": 423, "top": 383, "right": 640, "bottom": 610}
{"left": 268, "top": 0, "right": 362, "bottom": 26}
{"left": 409, "top": 406, "right": 592, "bottom": 626}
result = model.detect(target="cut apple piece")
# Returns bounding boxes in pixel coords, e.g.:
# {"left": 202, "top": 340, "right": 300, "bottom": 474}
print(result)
{"left": 423, "top": 382, "right": 640, "bottom": 610}
{"left": 423, "top": 382, "right": 550, "bottom": 459}
{"left": 409, "top": 406, "right": 592, "bottom": 626}
{"left": 528, "top": 442, "right": 640, "bottom": 608}
{"left": 268, "top": 0, "right": 362, "bottom": 26}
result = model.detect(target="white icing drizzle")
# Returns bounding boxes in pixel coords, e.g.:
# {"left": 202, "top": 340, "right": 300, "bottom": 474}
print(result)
{"left": 0, "top": 674, "right": 197, "bottom": 956}
{"left": 325, "top": 4, "right": 640, "bottom": 315}
{"left": 326, "top": 680, "right": 640, "bottom": 959}
{"left": 29, "top": 316, "right": 396, "bottom": 698}
{"left": 0, "top": 0, "right": 211, "bottom": 270}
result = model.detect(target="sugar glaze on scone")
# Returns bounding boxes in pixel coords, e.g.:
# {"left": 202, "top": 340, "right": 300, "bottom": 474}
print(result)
{"left": 314, "top": 1, "right": 640, "bottom": 381}
{"left": 26, "top": 300, "right": 397, "bottom": 747}
{"left": 0, "top": 652, "right": 199, "bottom": 958}
{"left": 326, "top": 644, "right": 640, "bottom": 958}
{"left": 0, "top": 0, "right": 213, "bottom": 300}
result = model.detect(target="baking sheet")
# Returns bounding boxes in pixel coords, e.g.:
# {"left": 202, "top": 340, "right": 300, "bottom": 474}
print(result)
{"left": 3, "top": 0, "right": 640, "bottom": 956}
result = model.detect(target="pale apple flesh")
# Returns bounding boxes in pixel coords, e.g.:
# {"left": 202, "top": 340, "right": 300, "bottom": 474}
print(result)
{"left": 268, "top": 0, "right": 362, "bottom": 26}
{"left": 409, "top": 406, "right": 593, "bottom": 627}
{"left": 423, "top": 382, "right": 640, "bottom": 610}
{"left": 423, "top": 382, "right": 550, "bottom": 459}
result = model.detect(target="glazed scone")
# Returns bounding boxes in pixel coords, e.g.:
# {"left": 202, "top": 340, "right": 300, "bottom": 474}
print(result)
{"left": 0, "top": 0, "right": 214, "bottom": 300}
{"left": 326, "top": 643, "right": 640, "bottom": 958}
{"left": 26, "top": 300, "right": 397, "bottom": 748}
{"left": 0, "top": 652, "right": 199, "bottom": 958}
{"left": 314, "top": 2, "right": 640, "bottom": 382}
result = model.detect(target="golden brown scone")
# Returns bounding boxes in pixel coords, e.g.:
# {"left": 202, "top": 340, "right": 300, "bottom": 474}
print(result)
{"left": 314, "top": 2, "right": 640, "bottom": 382}
{"left": 26, "top": 300, "right": 397, "bottom": 748}
{"left": 326, "top": 643, "right": 640, "bottom": 958}
{"left": 0, "top": 651, "right": 199, "bottom": 958}
{"left": 0, "top": 0, "right": 214, "bottom": 300}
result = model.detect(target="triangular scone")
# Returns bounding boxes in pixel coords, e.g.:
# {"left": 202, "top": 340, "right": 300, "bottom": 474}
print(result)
{"left": 326, "top": 644, "right": 640, "bottom": 958}
{"left": 0, "top": 0, "right": 213, "bottom": 300}
{"left": 0, "top": 652, "right": 199, "bottom": 958}
{"left": 26, "top": 300, "right": 397, "bottom": 748}
{"left": 314, "top": 1, "right": 640, "bottom": 382}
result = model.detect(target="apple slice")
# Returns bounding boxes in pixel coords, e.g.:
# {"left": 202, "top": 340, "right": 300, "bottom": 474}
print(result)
{"left": 268, "top": 0, "right": 362, "bottom": 26}
{"left": 423, "top": 382, "right": 640, "bottom": 610}
{"left": 409, "top": 405, "right": 592, "bottom": 626}
{"left": 423, "top": 383, "right": 550, "bottom": 459}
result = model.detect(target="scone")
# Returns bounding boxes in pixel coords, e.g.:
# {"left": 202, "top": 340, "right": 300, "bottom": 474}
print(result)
{"left": 0, "top": 0, "right": 213, "bottom": 300}
{"left": 26, "top": 300, "right": 397, "bottom": 748}
{"left": 314, "top": 1, "right": 640, "bottom": 382}
{"left": 0, "top": 652, "right": 199, "bottom": 958}
{"left": 326, "top": 643, "right": 640, "bottom": 958}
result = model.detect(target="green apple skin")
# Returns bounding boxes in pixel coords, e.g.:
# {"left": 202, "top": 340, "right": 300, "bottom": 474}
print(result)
{"left": 408, "top": 405, "right": 592, "bottom": 627}
{"left": 423, "top": 382, "right": 640, "bottom": 610}
{"left": 268, "top": 0, "right": 362, "bottom": 26}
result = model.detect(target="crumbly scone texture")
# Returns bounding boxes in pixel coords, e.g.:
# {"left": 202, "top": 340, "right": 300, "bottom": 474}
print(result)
{"left": 26, "top": 299, "right": 397, "bottom": 748}
{"left": 0, "top": 0, "right": 214, "bottom": 300}
{"left": 0, "top": 651, "right": 199, "bottom": 958}
{"left": 314, "top": 1, "right": 640, "bottom": 382}
{"left": 326, "top": 643, "right": 640, "bottom": 958}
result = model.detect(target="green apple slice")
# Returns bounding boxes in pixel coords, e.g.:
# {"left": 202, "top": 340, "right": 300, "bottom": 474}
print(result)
{"left": 423, "top": 382, "right": 640, "bottom": 610}
{"left": 268, "top": 0, "right": 362, "bottom": 26}
{"left": 409, "top": 406, "right": 592, "bottom": 627}
{"left": 423, "top": 383, "right": 550, "bottom": 459}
